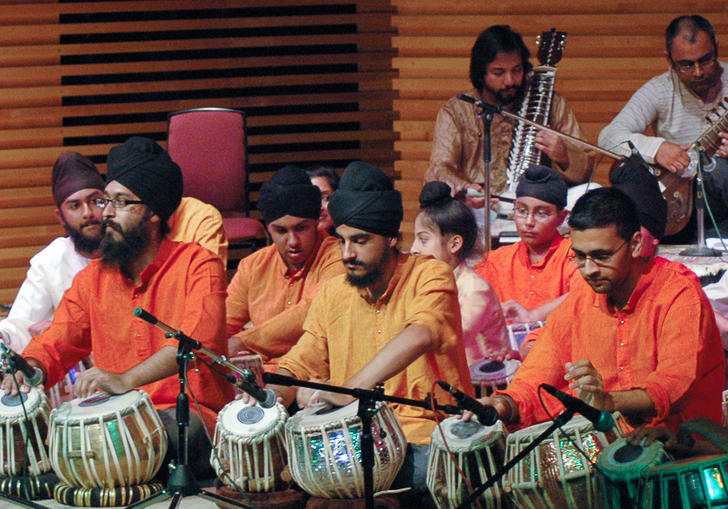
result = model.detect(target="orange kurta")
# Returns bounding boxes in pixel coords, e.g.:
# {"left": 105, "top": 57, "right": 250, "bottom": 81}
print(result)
{"left": 225, "top": 234, "right": 344, "bottom": 363}
{"left": 279, "top": 254, "right": 472, "bottom": 445}
{"left": 168, "top": 196, "right": 228, "bottom": 267}
{"left": 475, "top": 234, "right": 577, "bottom": 311}
{"left": 23, "top": 239, "right": 233, "bottom": 432}
{"left": 501, "top": 257, "right": 725, "bottom": 432}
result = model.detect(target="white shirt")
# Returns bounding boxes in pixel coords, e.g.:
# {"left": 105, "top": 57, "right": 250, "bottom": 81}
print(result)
{"left": 453, "top": 262, "right": 509, "bottom": 365}
{"left": 0, "top": 237, "right": 92, "bottom": 353}
{"left": 598, "top": 63, "right": 728, "bottom": 162}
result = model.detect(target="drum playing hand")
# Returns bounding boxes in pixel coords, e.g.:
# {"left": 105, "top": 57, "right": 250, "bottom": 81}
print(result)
{"left": 564, "top": 359, "right": 609, "bottom": 410}
{"left": 500, "top": 300, "right": 535, "bottom": 323}
{"left": 316, "top": 390, "right": 355, "bottom": 409}
{"left": 74, "top": 367, "right": 130, "bottom": 398}
{"left": 0, "top": 371, "right": 35, "bottom": 396}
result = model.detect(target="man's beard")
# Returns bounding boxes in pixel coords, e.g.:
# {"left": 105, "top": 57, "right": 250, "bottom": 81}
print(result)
{"left": 101, "top": 219, "right": 150, "bottom": 279}
{"left": 64, "top": 221, "right": 103, "bottom": 255}
{"left": 485, "top": 81, "right": 526, "bottom": 107}
{"left": 345, "top": 247, "right": 391, "bottom": 289}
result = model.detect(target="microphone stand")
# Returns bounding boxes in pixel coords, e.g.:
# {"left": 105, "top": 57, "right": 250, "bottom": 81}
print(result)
{"left": 127, "top": 311, "right": 251, "bottom": 509}
{"left": 455, "top": 409, "right": 576, "bottom": 509}
{"left": 681, "top": 142, "right": 722, "bottom": 257}
{"left": 263, "top": 373, "right": 462, "bottom": 509}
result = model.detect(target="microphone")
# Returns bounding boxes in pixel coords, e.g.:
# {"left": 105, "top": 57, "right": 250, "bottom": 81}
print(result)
{"left": 437, "top": 381, "right": 498, "bottom": 426}
{"left": 540, "top": 383, "right": 614, "bottom": 432}
{"left": 0, "top": 344, "right": 43, "bottom": 387}
{"left": 698, "top": 147, "right": 717, "bottom": 173}
{"left": 456, "top": 94, "right": 502, "bottom": 114}
{"left": 134, "top": 307, "right": 203, "bottom": 350}
{"left": 231, "top": 370, "right": 277, "bottom": 409}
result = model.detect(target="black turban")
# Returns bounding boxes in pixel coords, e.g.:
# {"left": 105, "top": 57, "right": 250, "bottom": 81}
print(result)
{"left": 106, "top": 137, "right": 183, "bottom": 221}
{"left": 516, "top": 165, "right": 568, "bottom": 210}
{"left": 610, "top": 155, "right": 668, "bottom": 239}
{"left": 419, "top": 181, "right": 454, "bottom": 209}
{"left": 328, "top": 161, "right": 403, "bottom": 237}
{"left": 52, "top": 151, "right": 104, "bottom": 207}
{"left": 258, "top": 165, "right": 321, "bottom": 224}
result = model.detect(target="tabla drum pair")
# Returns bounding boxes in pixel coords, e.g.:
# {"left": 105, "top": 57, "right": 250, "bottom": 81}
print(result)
{"left": 48, "top": 390, "right": 168, "bottom": 489}
{"left": 285, "top": 400, "right": 407, "bottom": 499}
{"left": 503, "top": 413, "right": 629, "bottom": 509}
{"left": 597, "top": 437, "right": 669, "bottom": 508}
{"left": 426, "top": 416, "right": 507, "bottom": 508}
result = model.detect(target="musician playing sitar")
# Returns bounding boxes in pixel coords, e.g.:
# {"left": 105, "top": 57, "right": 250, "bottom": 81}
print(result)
{"left": 599, "top": 15, "right": 728, "bottom": 240}
{"left": 425, "top": 25, "right": 594, "bottom": 212}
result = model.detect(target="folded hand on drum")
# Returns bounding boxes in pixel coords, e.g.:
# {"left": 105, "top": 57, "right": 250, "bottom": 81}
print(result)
{"left": 0, "top": 370, "right": 38, "bottom": 396}
{"left": 500, "top": 299, "right": 535, "bottom": 323}
{"left": 312, "top": 389, "right": 355, "bottom": 409}
{"left": 74, "top": 366, "right": 131, "bottom": 398}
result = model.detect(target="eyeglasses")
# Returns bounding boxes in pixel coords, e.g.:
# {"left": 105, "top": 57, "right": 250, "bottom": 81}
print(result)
{"left": 671, "top": 52, "right": 717, "bottom": 74}
{"left": 569, "top": 240, "right": 628, "bottom": 267}
{"left": 513, "top": 206, "right": 556, "bottom": 223}
{"left": 93, "top": 197, "right": 144, "bottom": 209}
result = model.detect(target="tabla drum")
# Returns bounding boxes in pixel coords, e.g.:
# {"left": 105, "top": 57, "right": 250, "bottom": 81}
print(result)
{"left": 504, "top": 413, "right": 628, "bottom": 509}
{"left": 640, "top": 453, "right": 728, "bottom": 508}
{"left": 470, "top": 358, "right": 521, "bottom": 398}
{"left": 0, "top": 387, "right": 52, "bottom": 476}
{"left": 49, "top": 390, "right": 168, "bottom": 489}
{"left": 426, "top": 417, "right": 507, "bottom": 509}
{"left": 230, "top": 353, "right": 264, "bottom": 393}
{"left": 506, "top": 321, "right": 545, "bottom": 351}
{"left": 285, "top": 400, "right": 406, "bottom": 499}
{"left": 211, "top": 399, "right": 288, "bottom": 492}
{"left": 597, "top": 437, "right": 669, "bottom": 508}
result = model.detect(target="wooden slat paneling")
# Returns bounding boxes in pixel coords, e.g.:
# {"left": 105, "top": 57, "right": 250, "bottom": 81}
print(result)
{"left": 0, "top": 1, "right": 395, "bottom": 303}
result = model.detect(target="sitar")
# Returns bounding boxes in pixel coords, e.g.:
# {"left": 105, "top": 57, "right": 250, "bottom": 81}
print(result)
{"left": 506, "top": 28, "right": 566, "bottom": 193}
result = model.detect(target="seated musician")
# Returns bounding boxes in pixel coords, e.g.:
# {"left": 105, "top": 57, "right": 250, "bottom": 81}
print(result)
{"left": 225, "top": 165, "right": 344, "bottom": 364}
{"left": 474, "top": 187, "right": 724, "bottom": 433}
{"left": 598, "top": 15, "right": 728, "bottom": 240}
{"left": 475, "top": 165, "right": 578, "bottom": 323}
{"left": 425, "top": 25, "right": 593, "bottom": 212}
{"left": 1, "top": 137, "right": 233, "bottom": 478}
{"left": 271, "top": 161, "right": 471, "bottom": 505}
{"left": 410, "top": 181, "right": 510, "bottom": 363}
{"left": 0, "top": 150, "right": 228, "bottom": 355}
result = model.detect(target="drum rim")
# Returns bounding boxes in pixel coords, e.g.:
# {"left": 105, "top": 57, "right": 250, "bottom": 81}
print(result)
{"left": 469, "top": 358, "right": 520, "bottom": 382}
{"left": 643, "top": 452, "right": 728, "bottom": 475}
{"left": 0, "top": 386, "right": 43, "bottom": 418}
{"left": 430, "top": 416, "right": 505, "bottom": 452}
{"left": 286, "top": 400, "right": 390, "bottom": 428}
{"left": 218, "top": 399, "right": 287, "bottom": 439}
{"left": 51, "top": 390, "right": 145, "bottom": 421}
{"left": 597, "top": 437, "right": 666, "bottom": 479}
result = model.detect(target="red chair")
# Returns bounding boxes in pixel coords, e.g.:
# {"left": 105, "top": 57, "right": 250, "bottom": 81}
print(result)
{"left": 167, "top": 108, "right": 267, "bottom": 256}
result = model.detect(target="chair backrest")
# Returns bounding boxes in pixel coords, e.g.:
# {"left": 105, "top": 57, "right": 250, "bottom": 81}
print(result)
{"left": 167, "top": 107, "right": 248, "bottom": 214}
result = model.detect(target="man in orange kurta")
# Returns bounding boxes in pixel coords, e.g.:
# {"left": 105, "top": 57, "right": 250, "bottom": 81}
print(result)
{"left": 6, "top": 137, "right": 233, "bottom": 479}
{"left": 475, "top": 165, "right": 578, "bottom": 323}
{"left": 226, "top": 165, "right": 343, "bottom": 365}
{"left": 477, "top": 188, "right": 724, "bottom": 433}
{"left": 274, "top": 161, "right": 471, "bottom": 505}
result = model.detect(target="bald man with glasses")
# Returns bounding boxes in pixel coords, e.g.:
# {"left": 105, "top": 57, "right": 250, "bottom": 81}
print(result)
{"left": 599, "top": 14, "right": 728, "bottom": 239}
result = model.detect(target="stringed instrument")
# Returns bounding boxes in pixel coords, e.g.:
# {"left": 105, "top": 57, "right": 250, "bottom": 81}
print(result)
{"left": 506, "top": 28, "right": 566, "bottom": 193}
{"left": 626, "top": 96, "right": 728, "bottom": 236}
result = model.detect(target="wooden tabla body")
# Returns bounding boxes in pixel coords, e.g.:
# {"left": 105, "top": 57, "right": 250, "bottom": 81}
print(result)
{"left": 49, "top": 390, "right": 168, "bottom": 489}
{"left": 285, "top": 400, "right": 407, "bottom": 499}
{"left": 211, "top": 399, "right": 288, "bottom": 492}
{"left": 597, "top": 437, "right": 668, "bottom": 508}
{"left": 426, "top": 417, "right": 507, "bottom": 509}
{"left": 470, "top": 358, "right": 521, "bottom": 398}
{"left": 640, "top": 453, "right": 728, "bottom": 508}
{"left": 506, "top": 321, "right": 545, "bottom": 351}
{"left": 504, "top": 413, "right": 628, "bottom": 509}
{"left": 0, "top": 387, "right": 51, "bottom": 476}
{"left": 230, "top": 353, "right": 264, "bottom": 395}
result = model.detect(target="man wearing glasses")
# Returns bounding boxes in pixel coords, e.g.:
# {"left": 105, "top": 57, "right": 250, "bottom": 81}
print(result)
{"left": 599, "top": 15, "right": 728, "bottom": 237}
{"left": 473, "top": 187, "right": 724, "bottom": 432}
{"left": 3, "top": 137, "right": 233, "bottom": 479}
{"left": 475, "top": 165, "right": 579, "bottom": 324}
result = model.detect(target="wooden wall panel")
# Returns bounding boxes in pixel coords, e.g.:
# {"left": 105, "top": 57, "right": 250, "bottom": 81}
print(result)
{"left": 392, "top": 1, "right": 728, "bottom": 245}
{"left": 0, "top": 0, "right": 395, "bottom": 303}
